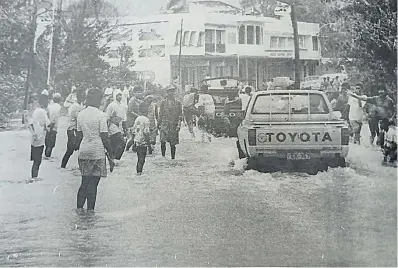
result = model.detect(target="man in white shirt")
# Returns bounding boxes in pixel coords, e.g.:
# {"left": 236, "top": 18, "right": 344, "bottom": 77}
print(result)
{"left": 29, "top": 93, "right": 51, "bottom": 179}
{"left": 347, "top": 85, "right": 368, "bottom": 144}
{"left": 113, "top": 84, "right": 130, "bottom": 109}
{"left": 106, "top": 90, "right": 127, "bottom": 160}
{"left": 239, "top": 86, "right": 252, "bottom": 111}
{"left": 196, "top": 85, "right": 215, "bottom": 142}
{"left": 45, "top": 93, "right": 62, "bottom": 157}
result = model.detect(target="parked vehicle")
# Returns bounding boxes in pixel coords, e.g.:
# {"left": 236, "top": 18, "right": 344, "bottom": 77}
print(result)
{"left": 270, "top": 77, "right": 295, "bottom": 90}
{"left": 300, "top": 75, "right": 321, "bottom": 90}
{"left": 236, "top": 90, "right": 349, "bottom": 174}
{"left": 199, "top": 77, "right": 244, "bottom": 137}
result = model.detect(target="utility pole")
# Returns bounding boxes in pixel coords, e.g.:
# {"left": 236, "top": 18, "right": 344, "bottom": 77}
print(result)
{"left": 290, "top": 2, "right": 301, "bottom": 89}
{"left": 177, "top": 18, "right": 183, "bottom": 93}
{"left": 23, "top": 0, "right": 38, "bottom": 124}
{"left": 46, "top": 0, "right": 57, "bottom": 86}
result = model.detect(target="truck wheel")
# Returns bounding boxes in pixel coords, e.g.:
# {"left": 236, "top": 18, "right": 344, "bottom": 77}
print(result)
{"left": 337, "top": 157, "right": 346, "bottom": 167}
{"left": 236, "top": 140, "right": 246, "bottom": 159}
{"left": 247, "top": 157, "right": 257, "bottom": 170}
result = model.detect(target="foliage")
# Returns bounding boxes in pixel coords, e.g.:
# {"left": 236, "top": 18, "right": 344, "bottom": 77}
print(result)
{"left": 333, "top": 0, "right": 397, "bottom": 93}
{"left": 239, "top": 0, "right": 331, "bottom": 23}
{"left": 0, "top": 0, "right": 31, "bottom": 121}
{"left": 49, "top": 0, "right": 118, "bottom": 96}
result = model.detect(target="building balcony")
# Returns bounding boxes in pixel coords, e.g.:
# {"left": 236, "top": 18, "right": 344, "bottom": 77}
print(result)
{"left": 205, "top": 43, "right": 226, "bottom": 53}
{"left": 216, "top": 44, "right": 226, "bottom": 53}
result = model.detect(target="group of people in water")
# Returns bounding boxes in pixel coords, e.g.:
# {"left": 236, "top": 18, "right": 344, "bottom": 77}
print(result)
{"left": 27, "top": 77, "right": 396, "bottom": 211}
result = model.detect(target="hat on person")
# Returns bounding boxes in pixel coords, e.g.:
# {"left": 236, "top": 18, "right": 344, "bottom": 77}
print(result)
{"left": 71, "top": 86, "right": 77, "bottom": 93}
{"left": 144, "top": 95, "right": 155, "bottom": 101}
{"left": 41, "top": 89, "right": 49, "bottom": 96}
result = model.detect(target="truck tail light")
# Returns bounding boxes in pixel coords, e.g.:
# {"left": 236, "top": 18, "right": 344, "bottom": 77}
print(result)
{"left": 248, "top": 129, "right": 256, "bottom": 146}
{"left": 341, "top": 127, "right": 349, "bottom": 145}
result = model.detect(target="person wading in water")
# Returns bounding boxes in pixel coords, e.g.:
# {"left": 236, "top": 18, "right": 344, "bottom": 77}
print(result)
{"left": 75, "top": 88, "right": 114, "bottom": 211}
{"left": 157, "top": 86, "right": 183, "bottom": 159}
{"left": 61, "top": 90, "right": 86, "bottom": 168}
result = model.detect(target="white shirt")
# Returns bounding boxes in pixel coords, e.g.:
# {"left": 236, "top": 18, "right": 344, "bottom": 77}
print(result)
{"left": 47, "top": 102, "right": 62, "bottom": 131}
{"left": 77, "top": 107, "right": 108, "bottom": 160}
{"left": 106, "top": 100, "right": 127, "bottom": 135}
{"left": 385, "top": 126, "right": 397, "bottom": 148}
{"left": 196, "top": 94, "right": 215, "bottom": 116}
{"left": 132, "top": 116, "right": 151, "bottom": 146}
{"left": 348, "top": 95, "right": 366, "bottom": 121}
{"left": 113, "top": 89, "right": 130, "bottom": 109}
{"left": 240, "top": 94, "right": 251, "bottom": 111}
{"left": 30, "top": 107, "right": 50, "bottom": 147}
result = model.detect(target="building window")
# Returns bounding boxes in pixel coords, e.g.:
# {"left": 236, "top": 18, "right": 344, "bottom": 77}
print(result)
{"left": 216, "top": 30, "right": 226, "bottom": 53}
{"left": 270, "top": 36, "right": 278, "bottom": 48}
{"left": 230, "top": 65, "right": 234, "bottom": 76}
{"left": 175, "top": 30, "right": 181, "bottom": 46}
{"left": 309, "top": 65, "right": 316, "bottom": 76}
{"left": 299, "top": 35, "right": 306, "bottom": 48}
{"left": 312, "top": 36, "right": 319, "bottom": 51}
{"left": 205, "top": 29, "right": 215, "bottom": 52}
{"left": 287, "top": 37, "right": 294, "bottom": 49}
{"left": 255, "top": 26, "right": 262, "bottom": 45}
{"left": 247, "top": 25, "right": 254, "bottom": 44}
{"left": 238, "top": 25, "right": 245, "bottom": 44}
{"left": 198, "top": 32, "right": 205, "bottom": 46}
{"left": 183, "top": 31, "right": 190, "bottom": 46}
{"left": 228, "top": 32, "right": 236, "bottom": 44}
{"left": 189, "top": 31, "right": 197, "bottom": 46}
{"left": 278, "top": 37, "right": 287, "bottom": 48}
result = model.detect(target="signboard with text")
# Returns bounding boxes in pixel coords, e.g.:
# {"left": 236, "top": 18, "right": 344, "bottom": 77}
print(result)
{"left": 264, "top": 51, "right": 294, "bottom": 58}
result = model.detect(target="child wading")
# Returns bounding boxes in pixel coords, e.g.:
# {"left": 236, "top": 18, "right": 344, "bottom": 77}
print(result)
{"left": 29, "top": 91, "right": 51, "bottom": 179}
{"left": 132, "top": 103, "right": 151, "bottom": 175}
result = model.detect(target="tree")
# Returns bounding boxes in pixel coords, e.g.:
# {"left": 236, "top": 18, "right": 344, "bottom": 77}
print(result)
{"left": 239, "top": 0, "right": 332, "bottom": 23}
{"left": 333, "top": 0, "right": 397, "bottom": 92}
{"left": 0, "top": 0, "right": 31, "bottom": 123}
{"left": 49, "top": 0, "right": 119, "bottom": 96}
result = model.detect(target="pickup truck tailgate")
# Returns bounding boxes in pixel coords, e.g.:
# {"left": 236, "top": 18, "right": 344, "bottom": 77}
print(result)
{"left": 251, "top": 123, "right": 343, "bottom": 148}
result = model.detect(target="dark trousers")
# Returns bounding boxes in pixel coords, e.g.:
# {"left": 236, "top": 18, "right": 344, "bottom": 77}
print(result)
{"left": 77, "top": 176, "right": 101, "bottom": 210}
{"left": 161, "top": 142, "right": 176, "bottom": 159}
{"left": 45, "top": 130, "right": 57, "bottom": 157}
{"left": 136, "top": 145, "right": 147, "bottom": 173}
{"left": 61, "top": 130, "right": 77, "bottom": 168}
{"left": 368, "top": 117, "right": 380, "bottom": 141}
{"left": 31, "top": 145, "right": 44, "bottom": 178}
{"left": 110, "top": 132, "right": 125, "bottom": 160}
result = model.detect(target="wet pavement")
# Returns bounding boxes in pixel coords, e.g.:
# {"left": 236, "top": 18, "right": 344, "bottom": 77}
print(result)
{"left": 0, "top": 117, "right": 396, "bottom": 266}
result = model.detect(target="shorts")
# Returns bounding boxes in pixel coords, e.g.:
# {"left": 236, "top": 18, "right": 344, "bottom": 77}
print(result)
{"left": 30, "top": 145, "right": 44, "bottom": 162}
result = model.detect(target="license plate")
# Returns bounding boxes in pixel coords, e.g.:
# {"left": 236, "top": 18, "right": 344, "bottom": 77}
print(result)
{"left": 287, "top": 152, "right": 311, "bottom": 160}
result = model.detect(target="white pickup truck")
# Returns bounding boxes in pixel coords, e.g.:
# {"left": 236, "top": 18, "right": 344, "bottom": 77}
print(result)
{"left": 237, "top": 90, "right": 350, "bottom": 174}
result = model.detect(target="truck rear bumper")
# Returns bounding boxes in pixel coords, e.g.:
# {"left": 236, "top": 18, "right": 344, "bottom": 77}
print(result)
{"left": 245, "top": 146, "right": 349, "bottom": 159}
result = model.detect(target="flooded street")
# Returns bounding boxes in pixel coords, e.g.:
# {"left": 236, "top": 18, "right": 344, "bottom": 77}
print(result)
{"left": 0, "top": 117, "right": 396, "bottom": 266}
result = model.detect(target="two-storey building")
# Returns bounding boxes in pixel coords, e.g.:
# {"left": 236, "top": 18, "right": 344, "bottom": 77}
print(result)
{"left": 104, "top": 0, "right": 322, "bottom": 90}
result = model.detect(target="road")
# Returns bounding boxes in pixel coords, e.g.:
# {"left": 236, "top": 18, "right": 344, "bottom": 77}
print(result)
{"left": 0, "top": 116, "right": 396, "bottom": 266}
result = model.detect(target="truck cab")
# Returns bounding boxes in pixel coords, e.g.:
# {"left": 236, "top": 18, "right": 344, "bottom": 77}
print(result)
{"left": 237, "top": 90, "right": 350, "bottom": 174}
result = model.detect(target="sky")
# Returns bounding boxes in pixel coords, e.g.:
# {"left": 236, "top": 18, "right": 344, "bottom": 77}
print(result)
{"left": 64, "top": 0, "right": 242, "bottom": 16}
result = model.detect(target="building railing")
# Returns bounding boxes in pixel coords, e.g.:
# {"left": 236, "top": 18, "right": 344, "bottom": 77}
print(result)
{"left": 205, "top": 43, "right": 226, "bottom": 53}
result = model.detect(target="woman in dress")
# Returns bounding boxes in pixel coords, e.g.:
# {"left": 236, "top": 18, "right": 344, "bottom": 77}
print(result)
{"left": 76, "top": 88, "right": 114, "bottom": 211}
